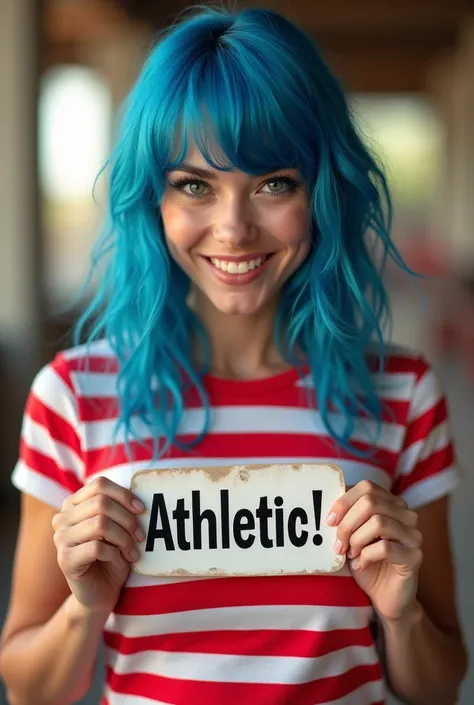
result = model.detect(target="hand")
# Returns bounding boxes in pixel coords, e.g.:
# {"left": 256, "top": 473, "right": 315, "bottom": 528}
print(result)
{"left": 52, "top": 477, "right": 146, "bottom": 615}
{"left": 327, "top": 480, "right": 423, "bottom": 624}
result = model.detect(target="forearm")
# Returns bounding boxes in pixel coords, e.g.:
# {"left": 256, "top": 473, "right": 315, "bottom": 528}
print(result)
{"left": 1, "top": 594, "right": 108, "bottom": 705}
{"left": 380, "top": 600, "right": 467, "bottom": 705}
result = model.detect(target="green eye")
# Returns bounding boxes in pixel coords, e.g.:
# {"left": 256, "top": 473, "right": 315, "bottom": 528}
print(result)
{"left": 187, "top": 181, "right": 207, "bottom": 195}
{"left": 267, "top": 180, "right": 284, "bottom": 192}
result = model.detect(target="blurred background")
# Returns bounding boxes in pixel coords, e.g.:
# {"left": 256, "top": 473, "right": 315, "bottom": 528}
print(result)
{"left": 1, "top": 0, "right": 473, "bottom": 703}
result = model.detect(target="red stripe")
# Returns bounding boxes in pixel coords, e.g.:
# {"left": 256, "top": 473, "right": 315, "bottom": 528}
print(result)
{"left": 84, "top": 433, "right": 397, "bottom": 478}
{"left": 114, "top": 575, "right": 371, "bottom": 616}
{"left": 103, "top": 625, "right": 373, "bottom": 658}
{"left": 404, "top": 399, "right": 447, "bottom": 447}
{"left": 106, "top": 663, "right": 382, "bottom": 705}
{"left": 394, "top": 444, "right": 454, "bottom": 495}
{"left": 379, "top": 400, "right": 409, "bottom": 424}
{"left": 68, "top": 349, "right": 424, "bottom": 377}
{"left": 26, "top": 392, "right": 82, "bottom": 457}
{"left": 67, "top": 355, "right": 119, "bottom": 373}
{"left": 367, "top": 352, "right": 427, "bottom": 377}
{"left": 52, "top": 354, "right": 76, "bottom": 394}
{"left": 75, "top": 389, "right": 410, "bottom": 425}
{"left": 77, "top": 397, "right": 120, "bottom": 422}
{"left": 20, "top": 441, "right": 83, "bottom": 493}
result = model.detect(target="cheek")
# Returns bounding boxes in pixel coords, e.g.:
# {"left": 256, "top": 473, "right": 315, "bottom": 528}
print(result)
{"left": 271, "top": 201, "right": 311, "bottom": 249}
{"left": 161, "top": 201, "right": 201, "bottom": 257}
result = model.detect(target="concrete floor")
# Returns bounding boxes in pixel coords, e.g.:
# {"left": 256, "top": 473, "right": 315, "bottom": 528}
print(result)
{"left": 1, "top": 283, "right": 473, "bottom": 704}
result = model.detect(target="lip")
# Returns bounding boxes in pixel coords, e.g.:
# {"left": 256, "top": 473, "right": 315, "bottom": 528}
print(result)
{"left": 202, "top": 253, "right": 273, "bottom": 285}
{"left": 202, "top": 253, "right": 272, "bottom": 262}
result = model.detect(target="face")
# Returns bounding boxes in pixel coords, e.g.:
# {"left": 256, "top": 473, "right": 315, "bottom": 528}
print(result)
{"left": 160, "top": 143, "right": 311, "bottom": 316}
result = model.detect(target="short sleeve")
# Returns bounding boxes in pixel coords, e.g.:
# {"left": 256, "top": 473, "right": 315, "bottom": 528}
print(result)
{"left": 11, "top": 353, "right": 85, "bottom": 509}
{"left": 392, "top": 357, "right": 461, "bottom": 508}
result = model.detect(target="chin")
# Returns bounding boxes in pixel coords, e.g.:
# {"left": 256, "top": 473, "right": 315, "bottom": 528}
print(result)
{"left": 209, "top": 291, "right": 271, "bottom": 316}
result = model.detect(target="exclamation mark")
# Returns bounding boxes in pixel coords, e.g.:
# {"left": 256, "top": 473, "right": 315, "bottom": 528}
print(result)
{"left": 312, "top": 490, "right": 323, "bottom": 546}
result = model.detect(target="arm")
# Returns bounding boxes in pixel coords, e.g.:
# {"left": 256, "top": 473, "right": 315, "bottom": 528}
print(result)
{"left": 330, "top": 479, "right": 468, "bottom": 705}
{"left": 0, "top": 494, "right": 107, "bottom": 705}
{"left": 379, "top": 496, "right": 467, "bottom": 705}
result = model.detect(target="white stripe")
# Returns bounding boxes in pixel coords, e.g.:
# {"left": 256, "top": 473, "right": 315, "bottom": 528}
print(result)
{"left": 297, "top": 371, "right": 416, "bottom": 402}
{"left": 84, "top": 407, "right": 404, "bottom": 453}
{"left": 62, "top": 338, "right": 115, "bottom": 360}
{"left": 71, "top": 367, "right": 416, "bottom": 401}
{"left": 371, "top": 371, "right": 416, "bottom": 401}
{"left": 104, "top": 679, "right": 385, "bottom": 705}
{"left": 396, "top": 421, "right": 451, "bottom": 477}
{"left": 407, "top": 369, "right": 442, "bottom": 422}
{"left": 107, "top": 643, "right": 378, "bottom": 685}
{"left": 105, "top": 604, "right": 374, "bottom": 639}
{"left": 71, "top": 370, "right": 160, "bottom": 397}
{"left": 106, "top": 692, "right": 170, "bottom": 705}
{"left": 71, "top": 371, "right": 119, "bottom": 398}
{"left": 11, "top": 461, "right": 72, "bottom": 509}
{"left": 400, "top": 467, "right": 460, "bottom": 508}
{"left": 86, "top": 457, "right": 391, "bottom": 492}
{"left": 32, "top": 364, "right": 82, "bottom": 432}
{"left": 22, "top": 415, "right": 84, "bottom": 478}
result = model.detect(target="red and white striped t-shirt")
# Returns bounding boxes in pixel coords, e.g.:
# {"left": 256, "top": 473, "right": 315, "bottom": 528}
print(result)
{"left": 12, "top": 340, "right": 459, "bottom": 705}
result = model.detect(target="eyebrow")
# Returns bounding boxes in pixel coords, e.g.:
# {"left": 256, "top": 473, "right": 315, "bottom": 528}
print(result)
{"left": 166, "top": 164, "right": 220, "bottom": 179}
{"left": 166, "top": 163, "right": 291, "bottom": 180}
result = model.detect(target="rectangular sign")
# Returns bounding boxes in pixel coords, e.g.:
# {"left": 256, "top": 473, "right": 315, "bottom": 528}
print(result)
{"left": 131, "top": 462, "right": 346, "bottom": 577}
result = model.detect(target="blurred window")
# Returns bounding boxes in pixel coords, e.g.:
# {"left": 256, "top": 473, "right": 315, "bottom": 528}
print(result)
{"left": 351, "top": 95, "right": 444, "bottom": 255}
{"left": 39, "top": 65, "right": 111, "bottom": 312}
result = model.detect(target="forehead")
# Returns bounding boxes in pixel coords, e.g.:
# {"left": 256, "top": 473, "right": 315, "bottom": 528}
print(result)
{"left": 169, "top": 139, "right": 295, "bottom": 180}
{"left": 170, "top": 136, "right": 232, "bottom": 171}
{"left": 169, "top": 122, "right": 300, "bottom": 172}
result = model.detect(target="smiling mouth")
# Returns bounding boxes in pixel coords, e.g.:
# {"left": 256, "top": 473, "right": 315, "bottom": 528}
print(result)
{"left": 206, "top": 254, "right": 272, "bottom": 274}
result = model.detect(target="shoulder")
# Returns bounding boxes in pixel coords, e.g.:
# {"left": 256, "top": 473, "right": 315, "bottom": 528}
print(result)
{"left": 368, "top": 342, "right": 431, "bottom": 377}
{"left": 39, "top": 339, "right": 118, "bottom": 391}
{"left": 28, "top": 339, "right": 119, "bottom": 415}
{"left": 58, "top": 338, "right": 118, "bottom": 375}
{"left": 367, "top": 343, "right": 440, "bottom": 407}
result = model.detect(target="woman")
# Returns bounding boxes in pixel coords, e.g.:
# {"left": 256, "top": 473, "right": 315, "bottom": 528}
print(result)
{"left": 0, "top": 5, "right": 467, "bottom": 705}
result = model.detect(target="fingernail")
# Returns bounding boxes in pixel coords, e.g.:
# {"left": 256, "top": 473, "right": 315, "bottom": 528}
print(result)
{"left": 334, "top": 539, "right": 343, "bottom": 554}
{"left": 326, "top": 512, "right": 337, "bottom": 526}
{"left": 132, "top": 499, "right": 145, "bottom": 512}
{"left": 135, "top": 528, "right": 145, "bottom": 542}
{"left": 130, "top": 549, "right": 139, "bottom": 561}
{"left": 351, "top": 558, "right": 360, "bottom": 570}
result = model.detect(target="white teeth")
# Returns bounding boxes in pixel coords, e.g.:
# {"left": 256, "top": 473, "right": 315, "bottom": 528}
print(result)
{"left": 210, "top": 256, "right": 267, "bottom": 274}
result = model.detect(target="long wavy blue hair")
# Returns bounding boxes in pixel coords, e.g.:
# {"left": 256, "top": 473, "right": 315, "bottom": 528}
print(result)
{"left": 74, "top": 4, "right": 411, "bottom": 457}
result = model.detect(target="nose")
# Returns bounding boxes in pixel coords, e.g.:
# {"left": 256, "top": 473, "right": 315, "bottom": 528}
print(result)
{"left": 212, "top": 197, "right": 257, "bottom": 249}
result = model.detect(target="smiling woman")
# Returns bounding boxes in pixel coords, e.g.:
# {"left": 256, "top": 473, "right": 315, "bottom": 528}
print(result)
{"left": 161, "top": 150, "right": 311, "bottom": 317}
{"left": 0, "top": 5, "right": 467, "bottom": 705}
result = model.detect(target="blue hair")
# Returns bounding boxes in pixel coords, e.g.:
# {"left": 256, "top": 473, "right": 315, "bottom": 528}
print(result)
{"left": 74, "top": 4, "right": 412, "bottom": 457}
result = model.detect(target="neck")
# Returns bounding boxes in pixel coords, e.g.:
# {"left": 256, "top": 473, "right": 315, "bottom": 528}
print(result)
{"left": 191, "top": 291, "right": 290, "bottom": 380}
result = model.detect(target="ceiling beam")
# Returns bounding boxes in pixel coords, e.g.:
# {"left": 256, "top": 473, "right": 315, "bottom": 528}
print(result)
{"left": 45, "top": 0, "right": 128, "bottom": 42}
{"left": 43, "top": 0, "right": 469, "bottom": 94}
{"left": 46, "top": 0, "right": 472, "bottom": 41}
{"left": 252, "top": 0, "right": 472, "bottom": 34}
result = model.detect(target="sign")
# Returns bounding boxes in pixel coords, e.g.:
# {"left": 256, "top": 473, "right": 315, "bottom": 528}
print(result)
{"left": 130, "top": 462, "right": 346, "bottom": 577}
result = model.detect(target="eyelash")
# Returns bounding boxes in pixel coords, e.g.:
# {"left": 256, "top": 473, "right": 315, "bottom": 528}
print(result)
{"left": 168, "top": 173, "right": 302, "bottom": 200}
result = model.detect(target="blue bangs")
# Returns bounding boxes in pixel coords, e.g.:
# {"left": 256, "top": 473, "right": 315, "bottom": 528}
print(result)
{"left": 74, "top": 4, "right": 413, "bottom": 457}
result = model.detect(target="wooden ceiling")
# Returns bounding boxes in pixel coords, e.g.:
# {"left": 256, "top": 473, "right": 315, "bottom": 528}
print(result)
{"left": 44, "top": 0, "right": 473, "bottom": 92}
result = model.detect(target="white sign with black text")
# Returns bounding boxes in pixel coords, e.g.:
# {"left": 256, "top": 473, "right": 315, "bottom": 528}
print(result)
{"left": 131, "top": 462, "right": 346, "bottom": 577}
